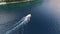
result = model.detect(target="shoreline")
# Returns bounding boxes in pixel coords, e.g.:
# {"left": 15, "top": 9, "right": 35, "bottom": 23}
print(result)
{"left": 0, "top": 0, "right": 32, "bottom": 5}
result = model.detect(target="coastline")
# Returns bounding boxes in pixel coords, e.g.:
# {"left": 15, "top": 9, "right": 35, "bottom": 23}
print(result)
{"left": 0, "top": 0, "right": 32, "bottom": 5}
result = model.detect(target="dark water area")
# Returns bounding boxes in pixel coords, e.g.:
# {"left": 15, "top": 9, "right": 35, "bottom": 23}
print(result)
{"left": 26, "top": 0, "right": 60, "bottom": 34}
{"left": 0, "top": 0, "right": 60, "bottom": 34}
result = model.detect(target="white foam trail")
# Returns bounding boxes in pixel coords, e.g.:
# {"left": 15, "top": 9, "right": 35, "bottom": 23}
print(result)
{"left": 5, "top": 14, "right": 31, "bottom": 34}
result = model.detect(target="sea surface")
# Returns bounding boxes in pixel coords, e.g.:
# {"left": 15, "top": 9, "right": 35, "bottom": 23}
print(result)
{"left": 0, "top": 0, "right": 60, "bottom": 34}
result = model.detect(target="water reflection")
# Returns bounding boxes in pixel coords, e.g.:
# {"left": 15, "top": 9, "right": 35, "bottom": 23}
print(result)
{"left": 30, "top": 0, "right": 60, "bottom": 34}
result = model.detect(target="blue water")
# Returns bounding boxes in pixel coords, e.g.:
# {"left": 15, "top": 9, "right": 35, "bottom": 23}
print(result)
{"left": 0, "top": 0, "right": 60, "bottom": 34}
